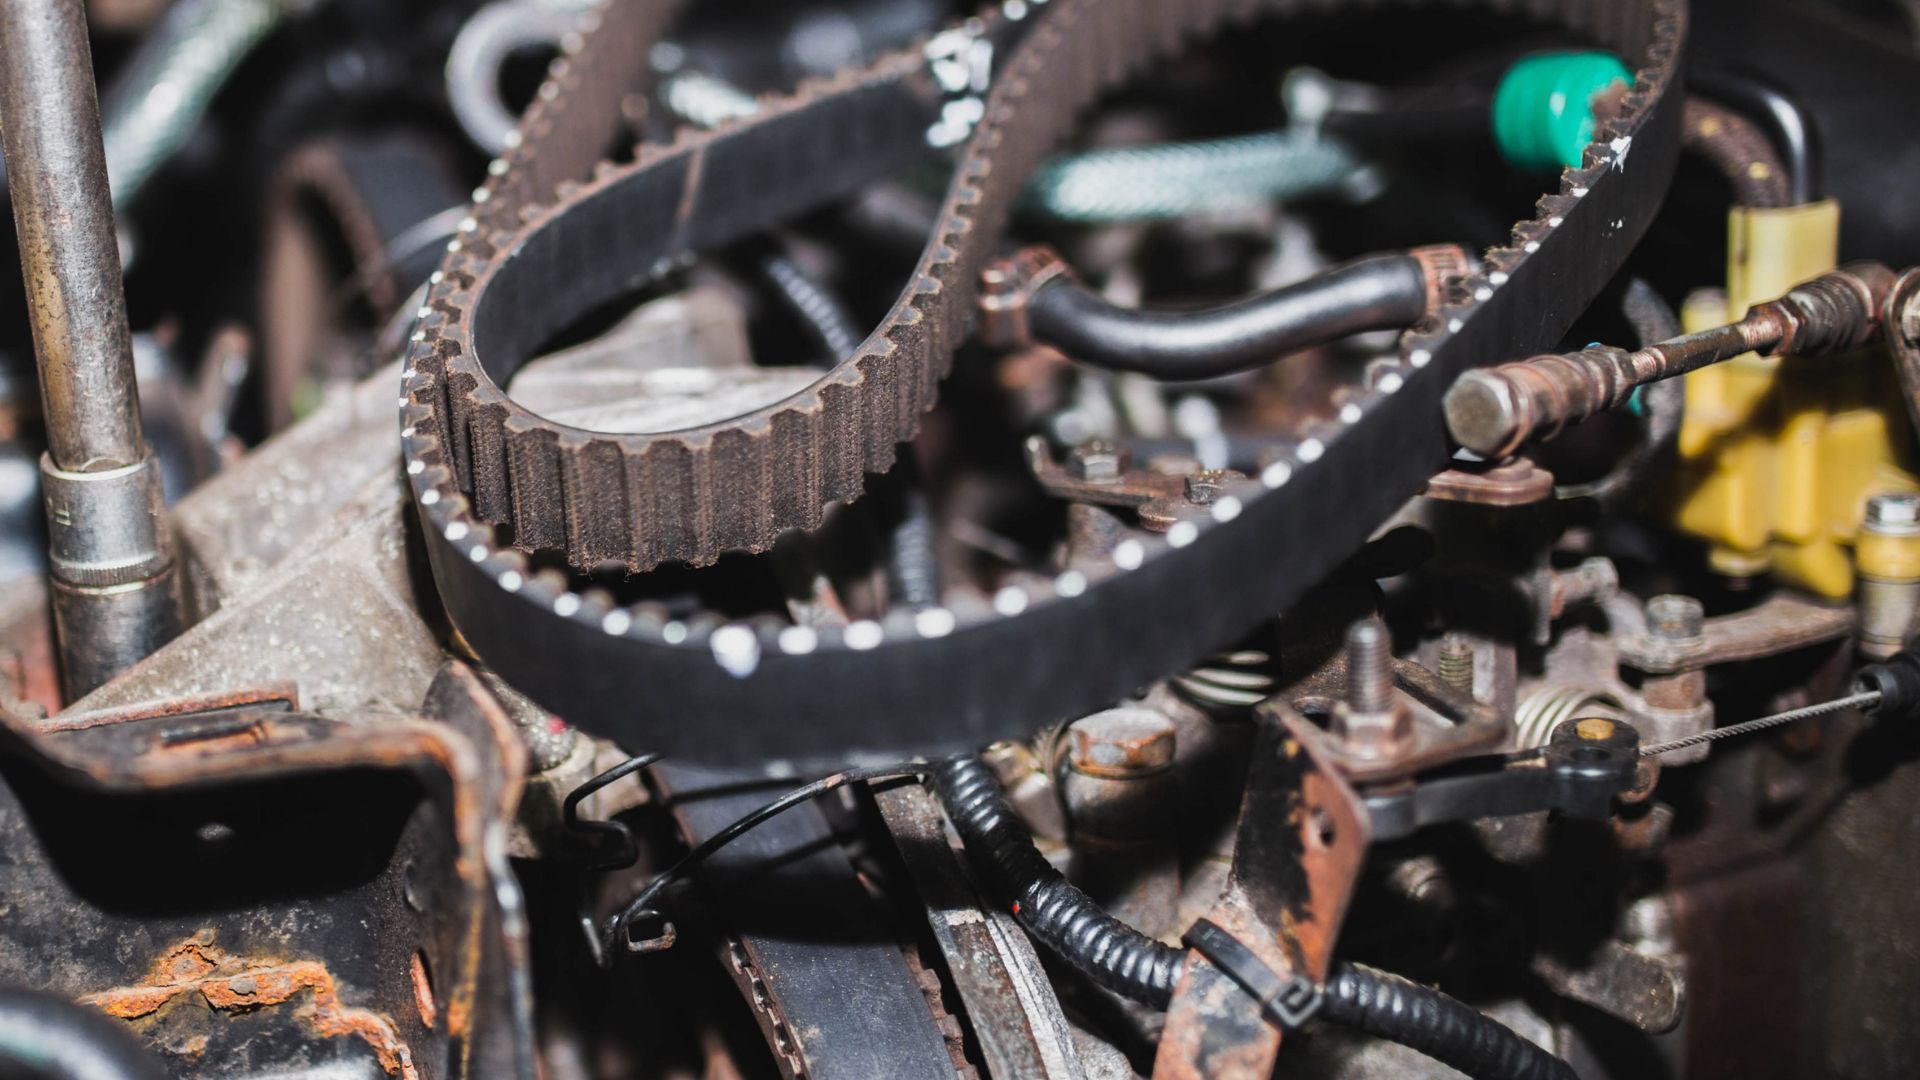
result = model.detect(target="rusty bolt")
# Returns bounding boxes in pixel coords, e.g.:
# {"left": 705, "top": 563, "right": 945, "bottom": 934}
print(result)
{"left": 1068, "top": 707, "right": 1176, "bottom": 778}
{"left": 1646, "top": 594, "right": 1704, "bottom": 642}
{"left": 1184, "top": 470, "right": 1229, "bottom": 506}
{"left": 1068, "top": 440, "right": 1126, "bottom": 483}
{"left": 1437, "top": 633, "right": 1474, "bottom": 695}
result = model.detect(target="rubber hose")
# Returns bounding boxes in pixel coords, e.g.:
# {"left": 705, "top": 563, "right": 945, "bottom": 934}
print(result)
{"left": 1025, "top": 253, "right": 1429, "bottom": 380}
{"left": 0, "top": 988, "right": 168, "bottom": 1080}
{"left": 1323, "top": 964, "right": 1575, "bottom": 1080}
{"left": 929, "top": 755, "right": 1186, "bottom": 1004}
{"left": 931, "top": 755, "right": 1575, "bottom": 1080}
{"left": 1690, "top": 66, "right": 1820, "bottom": 204}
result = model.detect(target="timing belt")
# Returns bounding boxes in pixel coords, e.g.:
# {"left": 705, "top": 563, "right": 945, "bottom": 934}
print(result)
{"left": 402, "top": 0, "right": 1686, "bottom": 766}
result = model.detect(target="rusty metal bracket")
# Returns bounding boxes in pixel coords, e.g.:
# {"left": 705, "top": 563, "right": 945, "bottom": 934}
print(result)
{"left": 0, "top": 663, "right": 536, "bottom": 1079}
{"left": 1152, "top": 705, "right": 1370, "bottom": 1079}
{"left": 1615, "top": 593, "right": 1855, "bottom": 674}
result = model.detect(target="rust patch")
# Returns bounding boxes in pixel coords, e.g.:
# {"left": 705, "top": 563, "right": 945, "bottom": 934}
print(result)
{"left": 81, "top": 931, "right": 418, "bottom": 1080}
{"left": 409, "top": 950, "right": 438, "bottom": 1029}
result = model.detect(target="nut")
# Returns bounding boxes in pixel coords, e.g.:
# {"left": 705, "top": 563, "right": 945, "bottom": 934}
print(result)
{"left": 1184, "top": 470, "right": 1229, "bottom": 506}
{"left": 1645, "top": 594, "right": 1704, "bottom": 642}
{"left": 1068, "top": 440, "right": 1126, "bottom": 483}
{"left": 1068, "top": 707, "right": 1176, "bottom": 777}
{"left": 1865, "top": 492, "right": 1920, "bottom": 536}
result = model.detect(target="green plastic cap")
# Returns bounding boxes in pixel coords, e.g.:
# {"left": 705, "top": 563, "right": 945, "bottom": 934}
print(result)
{"left": 1492, "top": 52, "right": 1634, "bottom": 171}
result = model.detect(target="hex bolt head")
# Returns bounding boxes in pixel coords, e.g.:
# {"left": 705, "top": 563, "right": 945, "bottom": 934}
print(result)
{"left": 1184, "top": 470, "right": 1229, "bottom": 506}
{"left": 1443, "top": 369, "right": 1523, "bottom": 457}
{"left": 1646, "top": 594, "right": 1705, "bottom": 642}
{"left": 1865, "top": 492, "right": 1920, "bottom": 536}
{"left": 1068, "top": 707, "right": 1176, "bottom": 778}
{"left": 1068, "top": 440, "right": 1126, "bottom": 483}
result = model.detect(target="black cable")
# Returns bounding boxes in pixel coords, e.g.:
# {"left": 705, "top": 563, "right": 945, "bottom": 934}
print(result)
{"left": 1555, "top": 277, "right": 1684, "bottom": 508}
{"left": 757, "top": 245, "right": 865, "bottom": 364}
{"left": 1691, "top": 66, "right": 1821, "bottom": 204}
{"left": 563, "top": 751, "right": 664, "bottom": 871}
{"left": 0, "top": 987, "right": 167, "bottom": 1080}
{"left": 604, "top": 762, "right": 926, "bottom": 954}
{"left": 1322, "top": 964, "right": 1575, "bottom": 1080}
{"left": 884, "top": 452, "right": 941, "bottom": 611}
{"left": 1025, "top": 253, "right": 1430, "bottom": 381}
{"left": 930, "top": 754, "right": 1573, "bottom": 1080}
{"left": 930, "top": 754, "right": 1186, "bottom": 1002}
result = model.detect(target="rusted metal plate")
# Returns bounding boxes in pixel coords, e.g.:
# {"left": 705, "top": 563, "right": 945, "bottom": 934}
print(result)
{"left": 1152, "top": 706, "right": 1371, "bottom": 1079}
{"left": 0, "top": 662, "right": 534, "bottom": 1078}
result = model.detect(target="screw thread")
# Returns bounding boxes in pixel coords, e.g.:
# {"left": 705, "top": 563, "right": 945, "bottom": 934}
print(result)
{"left": 1347, "top": 618, "right": 1393, "bottom": 714}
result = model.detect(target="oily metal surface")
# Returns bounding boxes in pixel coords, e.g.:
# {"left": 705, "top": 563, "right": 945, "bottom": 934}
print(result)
{"left": 403, "top": 0, "right": 1685, "bottom": 764}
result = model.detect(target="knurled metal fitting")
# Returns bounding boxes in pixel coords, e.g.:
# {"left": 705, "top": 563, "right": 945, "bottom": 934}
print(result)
{"left": 1408, "top": 243, "right": 1479, "bottom": 315}
{"left": 1445, "top": 263, "right": 1896, "bottom": 459}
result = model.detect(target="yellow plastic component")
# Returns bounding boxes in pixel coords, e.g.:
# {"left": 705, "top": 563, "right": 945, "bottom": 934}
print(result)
{"left": 1666, "top": 200, "right": 1920, "bottom": 597}
{"left": 1859, "top": 531, "right": 1920, "bottom": 583}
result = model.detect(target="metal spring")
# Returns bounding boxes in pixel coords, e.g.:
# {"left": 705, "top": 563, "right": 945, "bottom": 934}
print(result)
{"left": 1172, "top": 650, "right": 1274, "bottom": 710}
{"left": 1512, "top": 685, "right": 1624, "bottom": 749}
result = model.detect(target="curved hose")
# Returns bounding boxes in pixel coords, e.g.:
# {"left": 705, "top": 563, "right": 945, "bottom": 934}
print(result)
{"left": 1323, "top": 964, "right": 1574, "bottom": 1080}
{"left": 1690, "top": 66, "right": 1821, "bottom": 204}
{"left": 930, "top": 755, "right": 1574, "bottom": 1080}
{"left": 930, "top": 754, "right": 1185, "bottom": 1003}
{"left": 1681, "top": 97, "right": 1791, "bottom": 208}
{"left": 1025, "top": 253, "right": 1429, "bottom": 381}
{"left": 0, "top": 988, "right": 167, "bottom": 1080}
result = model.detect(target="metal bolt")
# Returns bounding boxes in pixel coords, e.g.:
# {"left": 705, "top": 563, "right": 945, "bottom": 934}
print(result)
{"left": 1646, "top": 594, "right": 1704, "bottom": 642}
{"left": 1900, "top": 290, "right": 1920, "bottom": 346}
{"left": 1442, "top": 369, "right": 1525, "bottom": 458}
{"left": 1068, "top": 707, "right": 1176, "bottom": 778}
{"left": 1865, "top": 492, "right": 1920, "bottom": 536}
{"left": 1346, "top": 618, "right": 1393, "bottom": 714}
{"left": 1437, "top": 633, "right": 1474, "bottom": 694}
{"left": 1068, "top": 440, "right": 1125, "bottom": 483}
{"left": 1335, "top": 617, "right": 1411, "bottom": 759}
{"left": 1184, "top": 470, "right": 1229, "bottom": 506}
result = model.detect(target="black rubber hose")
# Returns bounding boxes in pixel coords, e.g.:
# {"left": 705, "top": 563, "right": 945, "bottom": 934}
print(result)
{"left": 930, "top": 755, "right": 1186, "bottom": 1004}
{"left": 1690, "top": 66, "right": 1820, "bottom": 204}
{"left": 1323, "top": 964, "right": 1575, "bottom": 1080}
{"left": 0, "top": 988, "right": 167, "bottom": 1080}
{"left": 1025, "top": 252, "right": 1429, "bottom": 381}
{"left": 930, "top": 755, "right": 1574, "bottom": 1080}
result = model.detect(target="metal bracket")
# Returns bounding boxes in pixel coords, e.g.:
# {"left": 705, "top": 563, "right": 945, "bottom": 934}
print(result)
{"left": 1363, "top": 716, "right": 1640, "bottom": 841}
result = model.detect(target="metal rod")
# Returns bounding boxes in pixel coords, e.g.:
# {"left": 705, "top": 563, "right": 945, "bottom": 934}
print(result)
{"left": 1638, "top": 691, "right": 1879, "bottom": 757}
{"left": 0, "top": 0, "right": 182, "bottom": 699}
{"left": 0, "top": 0, "right": 145, "bottom": 471}
{"left": 1444, "top": 262, "right": 1897, "bottom": 459}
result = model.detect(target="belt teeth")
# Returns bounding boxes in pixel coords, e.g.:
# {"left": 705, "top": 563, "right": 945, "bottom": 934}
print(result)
{"left": 407, "top": 0, "right": 1682, "bottom": 584}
